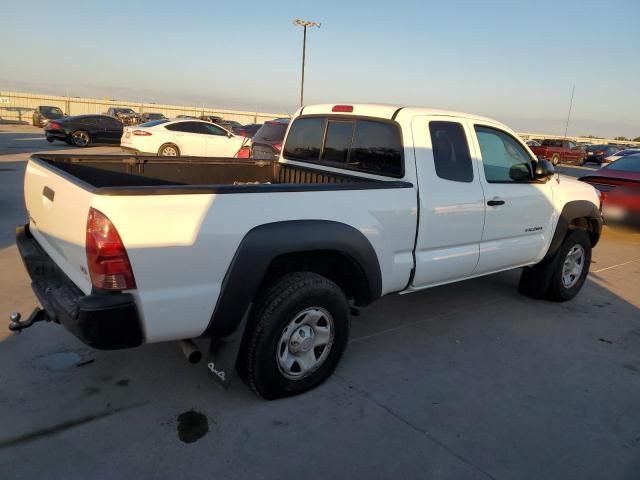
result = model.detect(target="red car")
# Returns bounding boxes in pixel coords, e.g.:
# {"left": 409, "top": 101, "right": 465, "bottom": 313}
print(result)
{"left": 580, "top": 154, "right": 640, "bottom": 228}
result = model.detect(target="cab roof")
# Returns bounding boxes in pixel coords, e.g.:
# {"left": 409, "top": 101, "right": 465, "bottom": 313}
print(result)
{"left": 298, "top": 103, "right": 500, "bottom": 125}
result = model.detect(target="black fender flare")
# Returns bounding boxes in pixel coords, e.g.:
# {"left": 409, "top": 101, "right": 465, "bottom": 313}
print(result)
{"left": 544, "top": 200, "right": 602, "bottom": 261}
{"left": 203, "top": 220, "right": 382, "bottom": 337}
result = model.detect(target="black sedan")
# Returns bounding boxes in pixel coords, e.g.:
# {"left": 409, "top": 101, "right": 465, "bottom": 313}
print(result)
{"left": 45, "top": 115, "right": 123, "bottom": 147}
{"left": 32, "top": 105, "right": 65, "bottom": 127}
{"left": 583, "top": 144, "right": 619, "bottom": 165}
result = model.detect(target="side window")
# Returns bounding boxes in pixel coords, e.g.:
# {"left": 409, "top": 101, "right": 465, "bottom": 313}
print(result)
{"left": 322, "top": 120, "right": 354, "bottom": 163}
{"left": 282, "top": 117, "right": 326, "bottom": 161}
{"left": 166, "top": 122, "right": 200, "bottom": 133}
{"left": 349, "top": 120, "right": 403, "bottom": 176}
{"left": 429, "top": 121, "right": 473, "bottom": 182}
{"left": 200, "top": 123, "right": 227, "bottom": 136}
{"left": 475, "top": 126, "right": 533, "bottom": 183}
{"left": 104, "top": 117, "right": 122, "bottom": 128}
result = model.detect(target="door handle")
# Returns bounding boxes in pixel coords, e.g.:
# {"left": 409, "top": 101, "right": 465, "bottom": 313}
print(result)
{"left": 487, "top": 199, "right": 505, "bottom": 206}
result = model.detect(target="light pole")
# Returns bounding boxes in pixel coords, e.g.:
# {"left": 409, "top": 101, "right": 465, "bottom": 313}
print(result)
{"left": 293, "top": 19, "right": 321, "bottom": 107}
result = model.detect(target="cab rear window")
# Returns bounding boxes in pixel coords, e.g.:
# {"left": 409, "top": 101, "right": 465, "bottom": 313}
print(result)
{"left": 283, "top": 116, "right": 403, "bottom": 177}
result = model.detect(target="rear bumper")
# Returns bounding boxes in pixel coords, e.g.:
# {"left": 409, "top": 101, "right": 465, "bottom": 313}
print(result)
{"left": 16, "top": 224, "right": 144, "bottom": 349}
{"left": 45, "top": 130, "right": 69, "bottom": 141}
{"left": 120, "top": 146, "right": 155, "bottom": 156}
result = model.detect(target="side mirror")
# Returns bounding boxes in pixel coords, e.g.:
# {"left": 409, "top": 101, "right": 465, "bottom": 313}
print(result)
{"left": 534, "top": 159, "right": 555, "bottom": 181}
{"left": 509, "top": 163, "right": 533, "bottom": 182}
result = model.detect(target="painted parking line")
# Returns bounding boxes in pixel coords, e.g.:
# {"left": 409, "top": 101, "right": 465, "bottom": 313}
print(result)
{"left": 591, "top": 258, "right": 640, "bottom": 274}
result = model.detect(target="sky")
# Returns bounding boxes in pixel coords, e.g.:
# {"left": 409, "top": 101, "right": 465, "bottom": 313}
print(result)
{"left": 2, "top": 0, "right": 639, "bottom": 138}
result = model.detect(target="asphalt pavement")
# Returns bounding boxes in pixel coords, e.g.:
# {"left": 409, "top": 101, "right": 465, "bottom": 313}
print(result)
{"left": 0, "top": 125, "right": 639, "bottom": 480}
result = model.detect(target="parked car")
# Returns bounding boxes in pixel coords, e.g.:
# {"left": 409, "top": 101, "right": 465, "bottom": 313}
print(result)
{"left": 140, "top": 112, "right": 167, "bottom": 123}
{"left": 32, "top": 106, "right": 65, "bottom": 127}
{"left": 580, "top": 154, "right": 640, "bottom": 227}
{"left": 14, "top": 103, "right": 602, "bottom": 399}
{"left": 217, "top": 120, "right": 243, "bottom": 131}
{"left": 526, "top": 140, "right": 541, "bottom": 147}
{"left": 602, "top": 148, "right": 640, "bottom": 165}
{"left": 44, "top": 115, "right": 123, "bottom": 147}
{"left": 250, "top": 118, "right": 290, "bottom": 160}
{"left": 106, "top": 107, "right": 140, "bottom": 126}
{"left": 583, "top": 144, "right": 619, "bottom": 165}
{"left": 232, "top": 123, "right": 263, "bottom": 138}
{"left": 529, "top": 139, "right": 585, "bottom": 165}
{"left": 200, "top": 115, "right": 224, "bottom": 123}
{"left": 120, "top": 119, "right": 246, "bottom": 157}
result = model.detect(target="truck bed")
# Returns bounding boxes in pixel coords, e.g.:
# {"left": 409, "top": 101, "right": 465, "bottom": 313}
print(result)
{"left": 32, "top": 154, "right": 409, "bottom": 195}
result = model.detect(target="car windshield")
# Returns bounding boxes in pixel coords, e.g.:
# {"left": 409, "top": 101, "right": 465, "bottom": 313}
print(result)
{"left": 139, "top": 119, "right": 169, "bottom": 127}
{"left": 604, "top": 155, "right": 640, "bottom": 172}
{"left": 586, "top": 144, "right": 607, "bottom": 151}
{"left": 40, "top": 106, "right": 63, "bottom": 115}
{"left": 146, "top": 113, "right": 164, "bottom": 119}
{"left": 253, "top": 122, "right": 288, "bottom": 143}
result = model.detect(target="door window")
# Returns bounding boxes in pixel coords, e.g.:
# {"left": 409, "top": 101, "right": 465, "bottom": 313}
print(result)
{"left": 429, "top": 121, "right": 473, "bottom": 182}
{"left": 475, "top": 126, "right": 533, "bottom": 183}
{"left": 199, "top": 123, "right": 228, "bottom": 136}
{"left": 165, "top": 121, "right": 202, "bottom": 133}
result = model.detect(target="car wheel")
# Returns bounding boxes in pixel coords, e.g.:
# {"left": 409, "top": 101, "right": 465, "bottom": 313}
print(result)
{"left": 71, "top": 130, "right": 91, "bottom": 147}
{"left": 546, "top": 229, "right": 591, "bottom": 302}
{"left": 158, "top": 144, "right": 180, "bottom": 156}
{"left": 46, "top": 137, "right": 54, "bottom": 143}
{"left": 551, "top": 154, "right": 561, "bottom": 166}
{"left": 238, "top": 272, "right": 350, "bottom": 399}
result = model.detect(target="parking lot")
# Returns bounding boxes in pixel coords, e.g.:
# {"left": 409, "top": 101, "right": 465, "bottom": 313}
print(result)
{"left": 1, "top": 125, "right": 639, "bottom": 479}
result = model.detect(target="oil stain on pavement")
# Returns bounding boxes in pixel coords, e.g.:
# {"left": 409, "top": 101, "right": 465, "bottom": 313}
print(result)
{"left": 177, "top": 410, "right": 209, "bottom": 444}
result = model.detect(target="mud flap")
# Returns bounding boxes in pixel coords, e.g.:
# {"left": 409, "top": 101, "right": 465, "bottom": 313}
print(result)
{"left": 206, "top": 304, "right": 252, "bottom": 388}
{"left": 518, "top": 248, "right": 562, "bottom": 299}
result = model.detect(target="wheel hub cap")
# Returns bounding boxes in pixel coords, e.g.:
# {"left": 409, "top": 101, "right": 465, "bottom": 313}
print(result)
{"left": 289, "top": 325, "right": 315, "bottom": 353}
{"left": 562, "top": 244, "right": 585, "bottom": 288}
{"left": 276, "top": 307, "right": 335, "bottom": 380}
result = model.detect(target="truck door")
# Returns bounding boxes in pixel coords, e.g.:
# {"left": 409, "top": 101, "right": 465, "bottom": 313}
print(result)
{"left": 410, "top": 116, "right": 486, "bottom": 288}
{"left": 470, "top": 124, "right": 555, "bottom": 273}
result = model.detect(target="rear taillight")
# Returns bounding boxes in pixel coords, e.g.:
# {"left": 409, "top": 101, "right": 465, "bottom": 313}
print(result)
{"left": 272, "top": 143, "right": 283, "bottom": 153}
{"left": 236, "top": 146, "right": 251, "bottom": 158}
{"left": 332, "top": 105, "right": 354, "bottom": 112}
{"left": 49, "top": 121, "right": 60, "bottom": 130}
{"left": 133, "top": 130, "right": 152, "bottom": 136}
{"left": 86, "top": 208, "right": 136, "bottom": 290}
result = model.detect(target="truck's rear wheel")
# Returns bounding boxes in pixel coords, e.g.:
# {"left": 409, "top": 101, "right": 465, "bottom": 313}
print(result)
{"left": 551, "top": 154, "right": 560, "bottom": 166}
{"left": 238, "top": 272, "right": 350, "bottom": 399}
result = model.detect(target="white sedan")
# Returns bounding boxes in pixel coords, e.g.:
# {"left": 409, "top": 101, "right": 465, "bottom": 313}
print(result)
{"left": 121, "top": 119, "right": 248, "bottom": 157}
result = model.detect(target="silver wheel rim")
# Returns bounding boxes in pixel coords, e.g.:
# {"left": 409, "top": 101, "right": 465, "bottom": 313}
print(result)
{"left": 276, "top": 307, "right": 335, "bottom": 380}
{"left": 562, "top": 244, "right": 585, "bottom": 288}
{"left": 72, "top": 131, "right": 89, "bottom": 146}
{"left": 162, "top": 146, "right": 178, "bottom": 156}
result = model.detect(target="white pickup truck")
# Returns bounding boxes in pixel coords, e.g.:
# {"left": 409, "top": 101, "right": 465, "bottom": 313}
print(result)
{"left": 13, "top": 104, "right": 602, "bottom": 399}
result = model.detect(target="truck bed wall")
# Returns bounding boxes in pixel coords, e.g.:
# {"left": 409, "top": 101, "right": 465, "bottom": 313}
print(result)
{"left": 36, "top": 155, "right": 369, "bottom": 188}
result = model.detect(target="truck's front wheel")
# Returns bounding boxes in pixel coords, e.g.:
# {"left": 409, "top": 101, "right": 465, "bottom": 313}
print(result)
{"left": 239, "top": 272, "right": 350, "bottom": 399}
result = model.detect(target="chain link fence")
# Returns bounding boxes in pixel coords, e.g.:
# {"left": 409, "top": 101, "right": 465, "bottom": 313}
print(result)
{"left": 0, "top": 91, "right": 288, "bottom": 125}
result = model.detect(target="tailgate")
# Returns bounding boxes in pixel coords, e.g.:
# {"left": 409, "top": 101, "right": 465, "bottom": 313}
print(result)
{"left": 24, "top": 159, "right": 93, "bottom": 294}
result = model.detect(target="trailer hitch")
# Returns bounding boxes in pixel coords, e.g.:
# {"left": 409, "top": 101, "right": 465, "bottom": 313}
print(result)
{"left": 9, "top": 308, "right": 49, "bottom": 333}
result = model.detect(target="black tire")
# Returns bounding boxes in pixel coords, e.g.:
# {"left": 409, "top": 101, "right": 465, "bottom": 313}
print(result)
{"left": 71, "top": 130, "right": 91, "bottom": 147}
{"left": 519, "top": 229, "right": 592, "bottom": 301}
{"left": 551, "top": 154, "right": 561, "bottom": 166}
{"left": 238, "top": 272, "right": 350, "bottom": 399}
{"left": 158, "top": 143, "right": 180, "bottom": 156}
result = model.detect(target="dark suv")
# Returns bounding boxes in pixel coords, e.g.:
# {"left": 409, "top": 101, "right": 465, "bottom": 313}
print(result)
{"left": 583, "top": 144, "right": 619, "bottom": 165}
{"left": 32, "top": 106, "right": 65, "bottom": 127}
{"left": 250, "top": 118, "right": 290, "bottom": 160}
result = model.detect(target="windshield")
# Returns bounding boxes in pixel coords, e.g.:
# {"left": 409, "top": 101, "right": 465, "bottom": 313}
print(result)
{"left": 146, "top": 113, "right": 165, "bottom": 119}
{"left": 139, "top": 119, "right": 169, "bottom": 127}
{"left": 604, "top": 155, "right": 640, "bottom": 172}
{"left": 40, "top": 106, "right": 63, "bottom": 116}
{"left": 253, "top": 122, "right": 289, "bottom": 143}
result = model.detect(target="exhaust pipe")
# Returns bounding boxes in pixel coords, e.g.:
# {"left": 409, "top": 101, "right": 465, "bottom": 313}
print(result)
{"left": 179, "top": 339, "right": 202, "bottom": 364}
